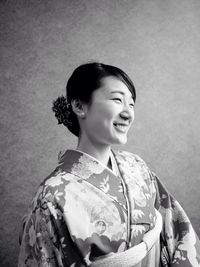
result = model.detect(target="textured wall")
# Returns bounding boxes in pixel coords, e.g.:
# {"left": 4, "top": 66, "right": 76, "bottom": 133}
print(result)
{"left": 0, "top": 0, "right": 200, "bottom": 265}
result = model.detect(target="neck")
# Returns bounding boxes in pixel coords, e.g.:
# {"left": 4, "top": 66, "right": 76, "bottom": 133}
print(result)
{"left": 77, "top": 137, "right": 111, "bottom": 167}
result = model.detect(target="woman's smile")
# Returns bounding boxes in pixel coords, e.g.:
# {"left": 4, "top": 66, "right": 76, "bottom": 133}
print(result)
{"left": 113, "top": 122, "right": 130, "bottom": 133}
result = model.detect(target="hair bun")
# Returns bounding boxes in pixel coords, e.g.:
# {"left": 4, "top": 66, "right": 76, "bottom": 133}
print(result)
{"left": 52, "top": 96, "right": 73, "bottom": 127}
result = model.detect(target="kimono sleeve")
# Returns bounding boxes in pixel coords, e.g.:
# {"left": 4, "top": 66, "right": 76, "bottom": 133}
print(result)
{"left": 150, "top": 171, "right": 200, "bottom": 267}
{"left": 18, "top": 189, "right": 86, "bottom": 267}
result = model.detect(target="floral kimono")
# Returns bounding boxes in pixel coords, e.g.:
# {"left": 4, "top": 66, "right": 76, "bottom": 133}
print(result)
{"left": 18, "top": 150, "right": 200, "bottom": 266}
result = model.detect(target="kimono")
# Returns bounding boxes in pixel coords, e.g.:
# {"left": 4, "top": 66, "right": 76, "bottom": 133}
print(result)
{"left": 18, "top": 149, "right": 200, "bottom": 266}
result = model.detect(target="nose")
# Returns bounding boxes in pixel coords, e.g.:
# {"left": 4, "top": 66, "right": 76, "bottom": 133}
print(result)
{"left": 120, "top": 111, "right": 134, "bottom": 122}
{"left": 120, "top": 103, "right": 134, "bottom": 122}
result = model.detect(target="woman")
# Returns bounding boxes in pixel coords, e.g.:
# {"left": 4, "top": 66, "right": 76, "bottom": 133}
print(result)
{"left": 18, "top": 62, "right": 200, "bottom": 266}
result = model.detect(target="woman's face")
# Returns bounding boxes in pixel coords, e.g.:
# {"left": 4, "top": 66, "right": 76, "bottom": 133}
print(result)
{"left": 80, "top": 76, "right": 135, "bottom": 147}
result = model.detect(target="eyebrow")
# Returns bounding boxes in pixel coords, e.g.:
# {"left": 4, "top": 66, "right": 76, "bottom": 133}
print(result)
{"left": 111, "top": 90, "right": 134, "bottom": 100}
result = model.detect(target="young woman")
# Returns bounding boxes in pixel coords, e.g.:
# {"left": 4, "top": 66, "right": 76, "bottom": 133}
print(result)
{"left": 18, "top": 62, "right": 200, "bottom": 266}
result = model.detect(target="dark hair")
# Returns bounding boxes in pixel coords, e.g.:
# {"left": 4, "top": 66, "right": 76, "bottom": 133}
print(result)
{"left": 52, "top": 62, "right": 136, "bottom": 137}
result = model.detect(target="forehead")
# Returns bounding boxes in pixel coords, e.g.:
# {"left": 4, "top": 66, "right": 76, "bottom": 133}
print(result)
{"left": 97, "top": 76, "right": 133, "bottom": 99}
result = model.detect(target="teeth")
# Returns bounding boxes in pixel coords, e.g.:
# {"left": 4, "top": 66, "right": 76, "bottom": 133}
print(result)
{"left": 116, "top": 125, "right": 125, "bottom": 129}
{"left": 114, "top": 124, "right": 127, "bottom": 131}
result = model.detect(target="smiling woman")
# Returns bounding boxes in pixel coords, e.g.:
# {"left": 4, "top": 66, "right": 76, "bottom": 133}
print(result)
{"left": 76, "top": 76, "right": 135, "bottom": 154}
{"left": 18, "top": 62, "right": 200, "bottom": 267}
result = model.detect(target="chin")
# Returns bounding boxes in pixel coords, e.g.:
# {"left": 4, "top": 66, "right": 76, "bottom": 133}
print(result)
{"left": 106, "top": 133, "right": 128, "bottom": 146}
{"left": 120, "top": 139, "right": 127, "bottom": 145}
{"left": 114, "top": 137, "right": 127, "bottom": 145}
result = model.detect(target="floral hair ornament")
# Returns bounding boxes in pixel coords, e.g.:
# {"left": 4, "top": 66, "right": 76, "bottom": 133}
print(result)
{"left": 52, "top": 95, "right": 73, "bottom": 127}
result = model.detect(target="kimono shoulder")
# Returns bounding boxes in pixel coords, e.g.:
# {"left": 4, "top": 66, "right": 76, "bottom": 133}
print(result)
{"left": 115, "top": 150, "right": 149, "bottom": 168}
{"left": 114, "top": 150, "right": 155, "bottom": 183}
{"left": 18, "top": 167, "right": 87, "bottom": 266}
{"left": 43, "top": 167, "right": 79, "bottom": 189}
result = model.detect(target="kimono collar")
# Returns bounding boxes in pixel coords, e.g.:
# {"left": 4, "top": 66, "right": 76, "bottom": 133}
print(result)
{"left": 58, "top": 149, "right": 127, "bottom": 210}
{"left": 58, "top": 149, "right": 119, "bottom": 178}
{"left": 57, "top": 149, "right": 155, "bottom": 225}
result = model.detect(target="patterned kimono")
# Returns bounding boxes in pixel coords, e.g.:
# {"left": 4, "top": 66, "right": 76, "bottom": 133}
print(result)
{"left": 18, "top": 150, "right": 200, "bottom": 266}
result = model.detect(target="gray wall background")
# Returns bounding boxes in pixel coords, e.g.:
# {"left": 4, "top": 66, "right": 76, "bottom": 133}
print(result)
{"left": 1, "top": 0, "right": 200, "bottom": 266}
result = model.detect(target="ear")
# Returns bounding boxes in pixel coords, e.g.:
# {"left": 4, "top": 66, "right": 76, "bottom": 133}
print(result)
{"left": 71, "top": 99, "right": 87, "bottom": 119}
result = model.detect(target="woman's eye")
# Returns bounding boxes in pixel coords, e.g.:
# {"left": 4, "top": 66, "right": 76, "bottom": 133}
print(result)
{"left": 113, "top": 98, "right": 122, "bottom": 103}
{"left": 129, "top": 103, "right": 134, "bottom": 108}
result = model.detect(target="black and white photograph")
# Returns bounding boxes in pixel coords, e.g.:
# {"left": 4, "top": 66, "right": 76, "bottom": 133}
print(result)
{"left": 0, "top": 0, "right": 200, "bottom": 266}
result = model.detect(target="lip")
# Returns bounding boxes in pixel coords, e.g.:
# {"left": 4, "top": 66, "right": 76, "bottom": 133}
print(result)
{"left": 113, "top": 122, "right": 129, "bottom": 133}
{"left": 113, "top": 122, "right": 129, "bottom": 127}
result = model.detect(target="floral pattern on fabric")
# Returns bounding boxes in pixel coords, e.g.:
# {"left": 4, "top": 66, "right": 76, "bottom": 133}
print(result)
{"left": 152, "top": 172, "right": 200, "bottom": 266}
{"left": 18, "top": 150, "right": 200, "bottom": 266}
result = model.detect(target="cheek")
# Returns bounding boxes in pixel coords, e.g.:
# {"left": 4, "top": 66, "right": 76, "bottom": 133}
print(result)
{"left": 94, "top": 106, "right": 115, "bottom": 122}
